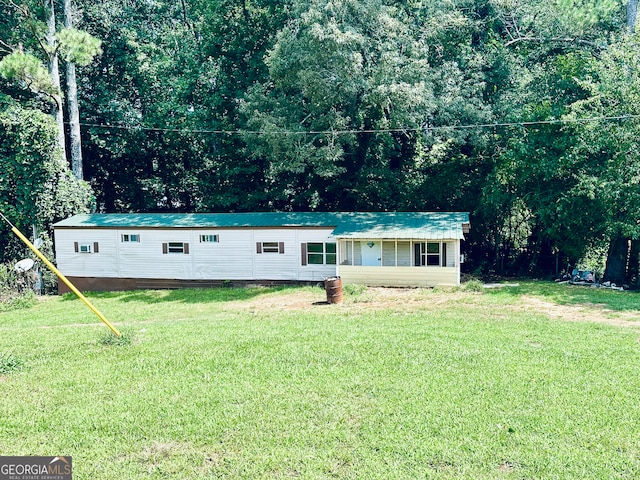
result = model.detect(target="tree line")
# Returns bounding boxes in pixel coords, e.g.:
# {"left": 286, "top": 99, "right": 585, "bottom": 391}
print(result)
{"left": 1, "top": 0, "right": 640, "bottom": 285}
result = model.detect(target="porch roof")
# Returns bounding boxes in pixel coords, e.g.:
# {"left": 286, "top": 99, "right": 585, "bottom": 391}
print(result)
{"left": 331, "top": 212, "right": 470, "bottom": 240}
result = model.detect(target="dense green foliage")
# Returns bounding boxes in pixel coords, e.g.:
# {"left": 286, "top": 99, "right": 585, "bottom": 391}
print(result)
{"left": 0, "top": 99, "right": 92, "bottom": 257}
{"left": 1, "top": 0, "right": 639, "bottom": 280}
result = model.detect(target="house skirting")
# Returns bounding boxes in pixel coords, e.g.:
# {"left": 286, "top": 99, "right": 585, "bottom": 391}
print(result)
{"left": 58, "top": 277, "right": 320, "bottom": 293}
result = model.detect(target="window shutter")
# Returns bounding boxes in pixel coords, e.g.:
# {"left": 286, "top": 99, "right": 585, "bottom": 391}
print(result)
{"left": 162, "top": 243, "right": 168, "bottom": 254}
{"left": 279, "top": 242, "right": 285, "bottom": 254}
{"left": 256, "top": 242, "right": 262, "bottom": 254}
{"left": 74, "top": 242, "right": 79, "bottom": 253}
{"left": 414, "top": 243, "right": 421, "bottom": 267}
{"left": 184, "top": 243, "right": 190, "bottom": 254}
{"left": 301, "top": 243, "right": 307, "bottom": 266}
{"left": 93, "top": 242, "right": 99, "bottom": 253}
{"left": 442, "top": 243, "right": 447, "bottom": 267}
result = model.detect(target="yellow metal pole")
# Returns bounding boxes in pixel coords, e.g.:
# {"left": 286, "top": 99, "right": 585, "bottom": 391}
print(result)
{"left": 5, "top": 221, "right": 121, "bottom": 337}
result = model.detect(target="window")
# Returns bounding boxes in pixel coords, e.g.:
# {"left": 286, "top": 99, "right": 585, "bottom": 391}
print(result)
{"left": 326, "top": 242, "right": 337, "bottom": 264}
{"left": 308, "top": 243, "right": 323, "bottom": 264}
{"left": 262, "top": 242, "right": 280, "bottom": 253}
{"left": 427, "top": 242, "right": 440, "bottom": 266}
{"left": 168, "top": 242, "right": 185, "bottom": 254}
{"left": 74, "top": 242, "right": 99, "bottom": 253}
{"left": 256, "top": 242, "right": 285, "bottom": 254}
{"left": 121, "top": 234, "right": 140, "bottom": 242}
{"left": 302, "top": 242, "right": 337, "bottom": 265}
{"left": 414, "top": 242, "right": 440, "bottom": 266}
{"left": 200, "top": 234, "right": 219, "bottom": 243}
{"left": 162, "top": 242, "right": 190, "bottom": 254}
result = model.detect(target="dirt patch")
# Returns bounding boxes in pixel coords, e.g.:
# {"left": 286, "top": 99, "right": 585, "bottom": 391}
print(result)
{"left": 519, "top": 295, "right": 640, "bottom": 327}
{"left": 233, "top": 287, "right": 640, "bottom": 328}
{"left": 230, "top": 289, "right": 324, "bottom": 311}
{"left": 232, "top": 287, "right": 469, "bottom": 313}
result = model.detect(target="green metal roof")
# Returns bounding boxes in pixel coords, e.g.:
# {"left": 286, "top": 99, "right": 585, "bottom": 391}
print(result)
{"left": 53, "top": 212, "right": 344, "bottom": 229}
{"left": 53, "top": 212, "right": 470, "bottom": 239}
{"left": 331, "top": 212, "right": 470, "bottom": 240}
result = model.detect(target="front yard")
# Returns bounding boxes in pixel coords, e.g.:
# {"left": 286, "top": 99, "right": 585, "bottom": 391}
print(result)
{"left": 0, "top": 283, "right": 639, "bottom": 479}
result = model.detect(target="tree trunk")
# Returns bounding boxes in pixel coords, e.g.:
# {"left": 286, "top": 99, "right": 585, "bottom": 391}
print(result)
{"left": 64, "top": 0, "right": 83, "bottom": 179}
{"left": 603, "top": 231, "right": 629, "bottom": 285}
{"left": 628, "top": 0, "right": 639, "bottom": 33}
{"left": 627, "top": 239, "right": 640, "bottom": 287}
{"left": 46, "top": 0, "right": 66, "bottom": 162}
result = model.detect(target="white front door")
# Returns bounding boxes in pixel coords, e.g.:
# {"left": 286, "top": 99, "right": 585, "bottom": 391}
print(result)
{"left": 361, "top": 241, "right": 381, "bottom": 266}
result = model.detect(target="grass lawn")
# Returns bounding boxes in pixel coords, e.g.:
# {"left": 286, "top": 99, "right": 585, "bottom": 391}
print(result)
{"left": 1, "top": 282, "right": 639, "bottom": 479}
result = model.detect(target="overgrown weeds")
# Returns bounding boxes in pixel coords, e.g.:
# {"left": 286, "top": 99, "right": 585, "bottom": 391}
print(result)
{"left": 462, "top": 279, "right": 484, "bottom": 292}
{"left": 0, "top": 353, "right": 24, "bottom": 374}
{"left": 97, "top": 327, "right": 135, "bottom": 346}
{"left": 0, "top": 263, "right": 37, "bottom": 312}
{"left": 0, "top": 289, "right": 36, "bottom": 312}
{"left": 342, "top": 283, "right": 366, "bottom": 296}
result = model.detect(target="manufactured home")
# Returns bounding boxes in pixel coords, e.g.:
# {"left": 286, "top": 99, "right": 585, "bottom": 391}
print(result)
{"left": 52, "top": 212, "right": 470, "bottom": 292}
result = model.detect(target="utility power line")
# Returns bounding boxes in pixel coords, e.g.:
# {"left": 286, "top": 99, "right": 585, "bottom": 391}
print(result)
{"left": 74, "top": 114, "right": 640, "bottom": 136}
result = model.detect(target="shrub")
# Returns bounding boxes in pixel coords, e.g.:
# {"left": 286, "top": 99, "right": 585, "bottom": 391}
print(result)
{"left": 0, "top": 263, "right": 38, "bottom": 311}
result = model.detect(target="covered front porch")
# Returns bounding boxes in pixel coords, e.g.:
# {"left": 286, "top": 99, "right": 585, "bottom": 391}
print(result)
{"left": 336, "top": 238, "right": 462, "bottom": 287}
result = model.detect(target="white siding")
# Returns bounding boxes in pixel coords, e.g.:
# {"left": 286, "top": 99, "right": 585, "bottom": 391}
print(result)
{"left": 55, "top": 227, "right": 337, "bottom": 282}
{"left": 191, "top": 230, "right": 255, "bottom": 280}
{"left": 382, "top": 241, "right": 396, "bottom": 266}
{"left": 123, "top": 229, "right": 193, "bottom": 279}
{"left": 54, "top": 228, "right": 119, "bottom": 277}
{"left": 380, "top": 241, "right": 412, "bottom": 267}
{"left": 253, "top": 229, "right": 337, "bottom": 281}
{"left": 397, "top": 241, "right": 411, "bottom": 266}
{"left": 298, "top": 229, "right": 338, "bottom": 282}
{"left": 445, "top": 241, "right": 456, "bottom": 267}
{"left": 253, "top": 229, "right": 296, "bottom": 280}
{"left": 54, "top": 225, "right": 462, "bottom": 287}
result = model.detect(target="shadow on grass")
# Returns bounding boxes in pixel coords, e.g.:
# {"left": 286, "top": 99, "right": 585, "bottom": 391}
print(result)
{"left": 483, "top": 280, "right": 640, "bottom": 312}
{"left": 61, "top": 286, "right": 294, "bottom": 305}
